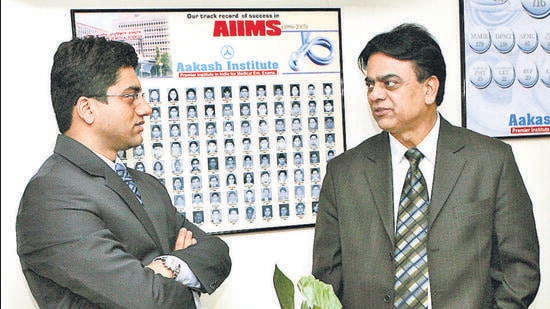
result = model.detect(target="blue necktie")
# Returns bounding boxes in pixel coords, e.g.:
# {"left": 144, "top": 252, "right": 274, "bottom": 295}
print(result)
{"left": 115, "top": 163, "right": 143, "bottom": 204}
{"left": 394, "top": 148, "right": 429, "bottom": 308}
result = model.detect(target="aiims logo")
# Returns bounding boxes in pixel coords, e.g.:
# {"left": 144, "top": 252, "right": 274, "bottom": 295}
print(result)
{"left": 213, "top": 20, "right": 282, "bottom": 37}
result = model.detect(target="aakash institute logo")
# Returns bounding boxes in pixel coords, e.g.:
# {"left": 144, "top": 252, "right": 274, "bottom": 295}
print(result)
{"left": 221, "top": 45, "right": 234, "bottom": 60}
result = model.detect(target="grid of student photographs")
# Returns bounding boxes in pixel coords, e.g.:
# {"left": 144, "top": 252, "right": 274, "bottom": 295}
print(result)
{"left": 117, "top": 82, "right": 344, "bottom": 233}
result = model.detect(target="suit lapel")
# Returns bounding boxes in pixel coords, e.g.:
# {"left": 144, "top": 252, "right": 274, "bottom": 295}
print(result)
{"left": 54, "top": 135, "right": 164, "bottom": 251}
{"left": 104, "top": 168, "right": 164, "bottom": 250}
{"left": 363, "top": 133, "right": 395, "bottom": 243}
{"left": 429, "top": 118, "right": 467, "bottom": 226}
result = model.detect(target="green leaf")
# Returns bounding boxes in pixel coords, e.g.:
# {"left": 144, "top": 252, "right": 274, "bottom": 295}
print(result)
{"left": 273, "top": 264, "right": 295, "bottom": 309}
{"left": 297, "top": 275, "right": 342, "bottom": 309}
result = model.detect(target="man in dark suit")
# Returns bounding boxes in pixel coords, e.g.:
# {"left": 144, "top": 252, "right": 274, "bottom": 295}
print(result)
{"left": 312, "top": 23, "right": 539, "bottom": 308}
{"left": 16, "top": 36, "right": 231, "bottom": 308}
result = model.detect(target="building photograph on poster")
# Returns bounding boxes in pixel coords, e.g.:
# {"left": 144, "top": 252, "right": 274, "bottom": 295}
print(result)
{"left": 72, "top": 8, "right": 346, "bottom": 234}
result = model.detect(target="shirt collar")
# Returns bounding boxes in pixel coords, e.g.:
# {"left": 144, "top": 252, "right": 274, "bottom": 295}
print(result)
{"left": 93, "top": 151, "right": 121, "bottom": 170}
{"left": 389, "top": 114, "right": 440, "bottom": 165}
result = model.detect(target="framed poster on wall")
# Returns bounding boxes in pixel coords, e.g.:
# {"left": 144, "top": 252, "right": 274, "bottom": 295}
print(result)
{"left": 71, "top": 8, "right": 346, "bottom": 234}
{"left": 460, "top": 0, "right": 550, "bottom": 138}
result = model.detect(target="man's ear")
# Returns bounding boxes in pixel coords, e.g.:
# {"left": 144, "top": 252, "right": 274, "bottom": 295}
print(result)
{"left": 424, "top": 76, "right": 440, "bottom": 105}
{"left": 74, "top": 96, "right": 95, "bottom": 124}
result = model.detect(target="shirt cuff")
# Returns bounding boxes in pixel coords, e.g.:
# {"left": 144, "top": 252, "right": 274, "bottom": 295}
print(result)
{"left": 156, "top": 255, "right": 201, "bottom": 289}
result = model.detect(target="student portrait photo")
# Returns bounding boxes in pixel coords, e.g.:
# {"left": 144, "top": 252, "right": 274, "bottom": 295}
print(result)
{"left": 192, "top": 193, "right": 203, "bottom": 206}
{"left": 259, "top": 137, "right": 269, "bottom": 151}
{"left": 307, "top": 83, "right": 316, "bottom": 97}
{"left": 277, "top": 170, "right": 288, "bottom": 185}
{"left": 322, "top": 82, "right": 333, "bottom": 96}
{"left": 211, "top": 209, "right": 222, "bottom": 224}
{"left": 244, "top": 172, "right": 254, "bottom": 186}
{"left": 257, "top": 102, "right": 268, "bottom": 117}
{"left": 134, "top": 161, "right": 146, "bottom": 172}
{"left": 206, "top": 122, "right": 217, "bottom": 136}
{"left": 185, "top": 87, "right": 197, "bottom": 101}
{"left": 148, "top": 88, "right": 160, "bottom": 103}
{"left": 245, "top": 206, "right": 256, "bottom": 221}
{"left": 172, "top": 159, "right": 183, "bottom": 175}
{"left": 187, "top": 105, "right": 198, "bottom": 119}
{"left": 228, "top": 208, "right": 239, "bottom": 224}
{"left": 150, "top": 106, "right": 161, "bottom": 121}
{"left": 323, "top": 99, "right": 334, "bottom": 113}
{"left": 152, "top": 160, "right": 164, "bottom": 177}
{"left": 241, "top": 120, "right": 252, "bottom": 135}
{"left": 309, "top": 151, "right": 320, "bottom": 164}
{"left": 203, "top": 86, "right": 215, "bottom": 101}
{"left": 243, "top": 155, "right": 253, "bottom": 169}
{"left": 244, "top": 189, "right": 255, "bottom": 203}
{"left": 172, "top": 177, "right": 184, "bottom": 192}
{"left": 205, "top": 105, "right": 216, "bottom": 118}
{"left": 275, "top": 119, "right": 286, "bottom": 133}
{"left": 279, "top": 204, "right": 290, "bottom": 218}
{"left": 273, "top": 84, "right": 283, "bottom": 97}
{"left": 239, "top": 85, "right": 249, "bottom": 100}
{"left": 225, "top": 156, "right": 236, "bottom": 170}
{"left": 207, "top": 157, "right": 219, "bottom": 171}
{"left": 291, "top": 101, "right": 301, "bottom": 115}
{"left": 170, "top": 141, "right": 182, "bottom": 157}
{"left": 308, "top": 100, "right": 317, "bottom": 114}
{"left": 188, "top": 140, "right": 200, "bottom": 155}
{"left": 190, "top": 158, "right": 201, "bottom": 172}
{"left": 296, "top": 202, "right": 306, "bottom": 217}
{"left": 169, "top": 123, "right": 181, "bottom": 138}
{"left": 221, "top": 86, "right": 232, "bottom": 100}
{"left": 227, "top": 190, "right": 238, "bottom": 204}
{"left": 262, "top": 205, "right": 273, "bottom": 220}
{"left": 242, "top": 137, "right": 252, "bottom": 151}
{"left": 222, "top": 104, "right": 233, "bottom": 117}
{"left": 188, "top": 123, "right": 199, "bottom": 137}
{"left": 226, "top": 173, "right": 237, "bottom": 187}
{"left": 150, "top": 124, "right": 162, "bottom": 139}
{"left": 223, "top": 121, "right": 234, "bottom": 134}
{"left": 192, "top": 210, "right": 204, "bottom": 224}
{"left": 168, "top": 106, "right": 180, "bottom": 121}
{"left": 276, "top": 136, "right": 287, "bottom": 151}
{"left": 256, "top": 85, "right": 267, "bottom": 99}
{"left": 290, "top": 84, "right": 300, "bottom": 97}
{"left": 275, "top": 102, "right": 285, "bottom": 116}
{"left": 240, "top": 103, "right": 251, "bottom": 117}
{"left": 208, "top": 174, "right": 220, "bottom": 189}
{"left": 324, "top": 116, "right": 335, "bottom": 130}
{"left": 167, "top": 88, "right": 179, "bottom": 103}
{"left": 133, "top": 144, "right": 145, "bottom": 160}
{"left": 210, "top": 192, "right": 221, "bottom": 205}
{"left": 152, "top": 143, "right": 164, "bottom": 160}
{"left": 190, "top": 175, "right": 202, "bottom": 190}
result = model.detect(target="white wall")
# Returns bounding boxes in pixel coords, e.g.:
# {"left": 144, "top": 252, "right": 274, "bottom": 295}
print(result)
{"left": 2, "top": 0, "right": 548, "bottom": 308}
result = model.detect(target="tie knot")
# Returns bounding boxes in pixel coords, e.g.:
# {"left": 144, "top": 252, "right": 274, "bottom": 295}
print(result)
{"left": 115, "top": 162, "right": 127, "bottom": 177}
{"left": 405, "top": 148, "right": 424, "bottom": 167}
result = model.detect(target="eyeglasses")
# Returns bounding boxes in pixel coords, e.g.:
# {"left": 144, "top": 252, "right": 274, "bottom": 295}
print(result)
{"left": 88, "top": 92, "right": 147, "bottom": 103}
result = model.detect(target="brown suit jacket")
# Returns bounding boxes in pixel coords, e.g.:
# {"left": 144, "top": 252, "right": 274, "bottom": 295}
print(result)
{"left": 312, "top": 117, "right": 539, "bottom": 308}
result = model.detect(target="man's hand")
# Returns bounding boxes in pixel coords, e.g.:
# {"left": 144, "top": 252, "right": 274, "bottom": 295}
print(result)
{"left": 146, "top": 228, "right": 197, "bottom": 278}
{"left": 174, "top": 227, "right": 197, "bottom": 250}
{"left": 146, "top": 259, "right": 174, "bottom": 278}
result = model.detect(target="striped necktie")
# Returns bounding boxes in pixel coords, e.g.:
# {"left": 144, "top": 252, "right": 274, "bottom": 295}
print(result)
{"left": 394, "top": 148, "right": 429, "bottom": 308}
{"left": 115, "top": 162, "right": 143, "bottom": 204}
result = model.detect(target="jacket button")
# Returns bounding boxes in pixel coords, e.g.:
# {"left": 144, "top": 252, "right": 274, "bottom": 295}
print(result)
{"left": 383, "top": 294, "right": 391, "bottom": 303}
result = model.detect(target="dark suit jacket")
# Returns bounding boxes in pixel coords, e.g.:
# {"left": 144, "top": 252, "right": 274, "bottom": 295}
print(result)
{"left": 312, "top": 117, "right": 540, "bottom": 308}
{"left": 17, "top": 135, "right": 231, "bottom": 309}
